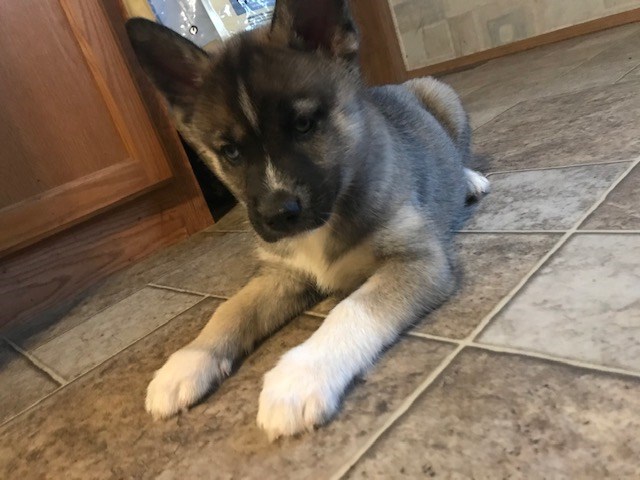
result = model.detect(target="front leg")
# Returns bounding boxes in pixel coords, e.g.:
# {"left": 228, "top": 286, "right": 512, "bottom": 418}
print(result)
{"left": 146, "top": 266, "right": 318, "bottom": 419}
{"left": 257, "top": 247, "right": 455, "bottom": 439}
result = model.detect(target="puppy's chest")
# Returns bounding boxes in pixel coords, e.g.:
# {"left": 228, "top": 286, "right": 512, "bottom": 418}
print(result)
{"left": 261, "top": 231, "right": 379, "bottom": 293}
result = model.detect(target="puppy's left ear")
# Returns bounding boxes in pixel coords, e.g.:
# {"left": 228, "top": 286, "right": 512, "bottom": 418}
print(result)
{"left": 270, "top": 0, "right": 358, "bottom": 61}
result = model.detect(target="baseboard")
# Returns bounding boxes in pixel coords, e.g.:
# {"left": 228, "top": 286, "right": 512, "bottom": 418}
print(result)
{"left": 408, "top": 8, "right": 640, "bottom": 78}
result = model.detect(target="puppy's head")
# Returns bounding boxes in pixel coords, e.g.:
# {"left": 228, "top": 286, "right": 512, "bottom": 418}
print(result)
{"left": 126, "top": 0, "right": 364, "bottom": 242}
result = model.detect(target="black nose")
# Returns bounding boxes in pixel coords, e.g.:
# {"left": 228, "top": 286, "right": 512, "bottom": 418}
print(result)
{"left": 260, "top": 191, "right": 302, "bottom": 232}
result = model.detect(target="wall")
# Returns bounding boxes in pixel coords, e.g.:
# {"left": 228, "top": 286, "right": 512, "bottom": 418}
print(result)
{"left": 390, "top": 0, "right": 640, "bottom": 70}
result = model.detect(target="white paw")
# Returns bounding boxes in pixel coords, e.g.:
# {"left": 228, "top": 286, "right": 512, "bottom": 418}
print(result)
{"left": 257, "top": 347, "right": 340, "bottom": 440}
{"left": 464, "top": 168, "right": 491, "bottom": 199}
{"left": 145, "top": 347, "right": 231, "bottom": 419}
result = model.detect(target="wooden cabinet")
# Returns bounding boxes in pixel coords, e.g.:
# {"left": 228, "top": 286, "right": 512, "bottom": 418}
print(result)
{"left": 0, "top": 1, "right": 212, "bottom": 327}
{"left": 0, "top": 0, "right": 177, "bottom": 254}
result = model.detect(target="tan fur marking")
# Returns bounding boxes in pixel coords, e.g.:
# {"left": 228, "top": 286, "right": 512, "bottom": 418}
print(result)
{"left": 405, "top": 77, "right": 468, "bottom": 148}
{"left": 293, "top": 98, "right": 320, "bottom": 115}
{"left": 239, "top": 80, "right": 259, "bottom": 131}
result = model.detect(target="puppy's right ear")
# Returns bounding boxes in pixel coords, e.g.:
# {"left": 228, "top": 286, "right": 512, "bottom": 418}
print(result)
{"left": 270, "top": 0, "right": 358, "bottom": 61}
{"left": 126, "top": 18, "right": 210, "bottom": 113}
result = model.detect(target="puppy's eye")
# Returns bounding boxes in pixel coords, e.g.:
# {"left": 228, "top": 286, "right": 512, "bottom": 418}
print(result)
{"left": 221, "top": 144, "right": 240, "bottom": 162}
{"left": 294, "top": 116, "right": 314, "bottom": 135}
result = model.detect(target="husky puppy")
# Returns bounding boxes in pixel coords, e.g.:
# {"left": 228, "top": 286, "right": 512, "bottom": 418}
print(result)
{"left": 126, "top": 0, "right": 489, "bottom": 440}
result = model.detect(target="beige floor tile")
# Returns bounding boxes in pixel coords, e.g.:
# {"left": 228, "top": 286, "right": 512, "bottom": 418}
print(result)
{"left": 447, "top": 26, "right": 640, "bottom": 133}
{"left": 461, "top": 64, "right": 576, "bottom": 129}
{"left": 30, "top": 288, "right": 203, "bottom": 380}
{"left": 155, "top": 232, "right": 259, "bottom": 297}
{"left": 465, "top": 163, "right": 629, "bottom": 230}
{"left": 346, "top": 349, "right": 640, "bottom": 479}
{"left": 442, "top": 24, "right": 639, "bottom": 101}
{"left": 0, "top": 341, "right": 58, "bottom": 424}
{"left": 619, "top": 64, "right": 640, "bottom": 82}
{"left": 467, "top": 105, "right": 513, "bottom": 130}
{"left": 479, "top": 234, "right": 640, "bottom": 371}
{"left": 207, "top": 205, "right": 250, "bottom": 232}
{"left": 540, "top": 31, "right": 640, "bottom": 97}
{"left": 474, "top": 82, "right": 640, "bottom": 171}
{"left": 582, "top": 164, "right": 640, "bottom": 230}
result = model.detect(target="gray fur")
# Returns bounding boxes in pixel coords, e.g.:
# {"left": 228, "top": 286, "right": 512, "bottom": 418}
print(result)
{"left": 127, "top": 0, "right": 488, "bottom": 436}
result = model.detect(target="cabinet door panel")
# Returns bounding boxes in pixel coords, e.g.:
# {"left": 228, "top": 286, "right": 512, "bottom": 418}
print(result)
{"left": 0, "top": 0, "right": 173, "bottom": 254}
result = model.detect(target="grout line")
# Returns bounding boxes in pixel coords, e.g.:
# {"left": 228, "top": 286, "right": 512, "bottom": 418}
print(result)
{"left": 22, "top": 286, "right": 153, "bottom": 350}
{"left": 457, "top": 229, "right": 566, "bottom": 234}
{"left": 470, "top": 104, "right": 515, "bottom": 131}
{"left": 617, "top": 67, "right": 639, "bottom": 84}
{"left": 0, "top": 296, "right": 211, "bottom": 431}
{"left": 0, "top": 384, "right": 67, "bottom": 430}
{"left": 457, "top": 230, "right": 640, "bottom": 235}
{"left": 540, "top": 37, "right": 625, "bottom": 88}
{"left": 405, "top": 333, "right": 640, "bottom": 380}
{"left": 471, "top": 100, "right": 524, "bottom": 132}
{"left": 2, "top": 336, "right": 67, "bottom": 385}
{"left": 484, "top": 158, "right": 632, "bottom": 176}
{"left": 147, "top": 283, "right": 226, "bottom": 300}
{"left": 405, "top": 331, "right": 461, "bottom": 345}
{"left": 574, "top": 156, "right": 640, "bottom": 230}
{"left": 329, "top": 343, "right": 466, "bottom": 480}
{"left": 408, "top": 332, "right": 640, "bottom": 380}
{"left": 613, "top": 64, "right": 640, "bottom": 84}
{"left": 332, "top": 155, "right": 640, "bottom": 479}
{"left": 469, "top": 342, "right": 640, "bottom": 379}
{"left": 577, "top": 230, "right": 640, "bottom": 234}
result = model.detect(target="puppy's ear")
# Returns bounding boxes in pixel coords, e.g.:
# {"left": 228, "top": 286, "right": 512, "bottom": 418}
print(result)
{"left": 270, "top": 0, "right": 358, "bottom": 61}
{"left": 126, "top": 18, "right": 210, "bottom": 113}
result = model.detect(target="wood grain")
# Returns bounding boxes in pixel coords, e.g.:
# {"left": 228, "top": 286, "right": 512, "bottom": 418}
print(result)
{"left": 0, "top": 0, "right": 176, "bottom": 254}
{"left": 0, "top": 0, "right": 130, "bottom": 207}
{"left": 60, "top": 0, "right": 172, "bottom": 182}
{"left": 105, "top": 0, "right": 213, "bottom": 236}
{"left": 0, "top": 0, "right": 213, "bottom": 329}
{"left": 0, "top": 195, "right": 187, "bottom": 327}
{"left": 0, "top": 161, "right": 169, "bottom": 254}
{"left": 350, "top": 0, "right": 407, "bottom": 85}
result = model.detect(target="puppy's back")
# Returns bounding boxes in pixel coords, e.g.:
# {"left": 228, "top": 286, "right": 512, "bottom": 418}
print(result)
{"left": 403, "top": 77, "right": 471, "bottom": 163}
{"left": 365, "top": 82, "right": 469, "bottom": 234}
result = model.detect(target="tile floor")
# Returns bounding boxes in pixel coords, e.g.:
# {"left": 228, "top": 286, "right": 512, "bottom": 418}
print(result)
{"left": 2, "top": 24, "right": 640, "bottom": 479}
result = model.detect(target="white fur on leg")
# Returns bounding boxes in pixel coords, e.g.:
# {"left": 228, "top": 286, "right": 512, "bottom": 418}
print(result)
{"left": 257, "top": 298, "right": 383, "bottom": 440}
{"left": 145, "top": 347, "right": 232, "bottom": 419}
{"left": 464, "top": 168, "right": 491, "bottom": 198}
{"left": 257, "top": 345, "right": 341, "bottom": 441}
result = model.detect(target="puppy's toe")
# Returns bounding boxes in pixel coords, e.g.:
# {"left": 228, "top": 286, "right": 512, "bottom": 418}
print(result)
{"left": 257, "top": 349, "right": 339, "bottom": 440}
{"left": 145, "top": 347, "right": 231, "bottom": 419}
